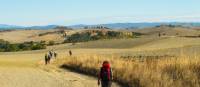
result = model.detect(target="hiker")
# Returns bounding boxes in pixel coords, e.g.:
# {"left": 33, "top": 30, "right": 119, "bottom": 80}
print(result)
{"left": 98, "top": 61, "right": 113, "bottom": 87}
{"left": 69, "top": 50, "right": 72, "bottom": 56}
{"left": 47, "top": 53, "right": 51, "bottom": 64}
{"left": 49, "top": 51, "right": 53, "bottom": 58}
{"left": 54, "top": 52, "right": 57, "bottom": 59}
{"left": 45, "top": 53, "right": 48, "bottom": 65}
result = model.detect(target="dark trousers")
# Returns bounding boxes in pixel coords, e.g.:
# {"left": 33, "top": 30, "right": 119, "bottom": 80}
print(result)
{"left": 45, "top": 58, "right": 48, "bottom": 65}
{"left": 101, "top": 81, "right": 112, "bottom": 87}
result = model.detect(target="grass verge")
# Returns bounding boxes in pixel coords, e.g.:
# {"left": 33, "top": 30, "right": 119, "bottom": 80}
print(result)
{"left": 59, "top": 54, "right": 200, "bottom": 87}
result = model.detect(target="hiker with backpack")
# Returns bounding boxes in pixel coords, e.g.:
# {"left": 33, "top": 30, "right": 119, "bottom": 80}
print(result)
{"left": 47, "top": 52, "right": 51, "bottom": 64}
{"left": 45, "top": 53, "right": 48, "bottom": 65}
{"left": 44, "top": 53, "right": 51, "bottom": 65}
{"left": 98, "top": 61, "right": 113, "bottom": 87}
{"left": 49, "top": 51, "right": 53, "bottom": 58}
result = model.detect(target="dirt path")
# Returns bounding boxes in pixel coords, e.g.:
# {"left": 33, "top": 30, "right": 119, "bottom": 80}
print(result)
{"left": 0, "top": 67, "right": 119, "bottom": 87}
{"left": 0, "top": 53, "right": 120, "bottom": 87}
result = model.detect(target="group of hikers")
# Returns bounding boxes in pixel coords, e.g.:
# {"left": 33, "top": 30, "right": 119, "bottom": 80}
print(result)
{"left": 44, "top": 50, "right": 57, "bottom": 65}
{"left": 44, "top": 50, "right": 72, "bottom": 65}
{"left": 44, "top": 49, "right": 113, "bottom": 87}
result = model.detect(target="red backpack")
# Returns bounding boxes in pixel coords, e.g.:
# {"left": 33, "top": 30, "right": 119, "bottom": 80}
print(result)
{"left": 100, "top": 62, "right": 111, "bottom": 81}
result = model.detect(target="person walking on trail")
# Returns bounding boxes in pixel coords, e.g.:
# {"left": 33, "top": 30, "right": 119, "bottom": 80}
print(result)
{"left": 49, "top": 51, "right": 53, "bottom": 58}
{"left": 69, "top": 50, "right": 72, "bottom": 56}
{"left": 47, "top": 53, "right": 51, "bottom": 64}
{"left": 98, "top": 61, "right": 113, "bottom": 87}
{"left": 45, "top": 53, "right": 48, "bottom": 65}
{"left": 54, "top": 52, "right": 57, "bottom": 59}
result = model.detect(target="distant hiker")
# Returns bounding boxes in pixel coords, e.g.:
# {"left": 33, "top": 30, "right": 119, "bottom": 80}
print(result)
{"left": 45, "top": 54, "right": 48, "bottom": 65}
{"left": 69, "top": 50, "right": 72, "bottom": 56}
{"left": 98, "top": 61, "right": 113, "bottom": 87}
{"left": 54, "top": 52, "right": 57, "bottom": 59}
{"left": 49, "top": 51, "right": 53, "bottom": 58}
{"left": 47, "top": 53, "right": 51, "bottom": 63}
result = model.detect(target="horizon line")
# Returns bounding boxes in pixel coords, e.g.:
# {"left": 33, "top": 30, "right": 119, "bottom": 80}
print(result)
{"left": 1, "top": 21, "right": 200, "bottom": 27}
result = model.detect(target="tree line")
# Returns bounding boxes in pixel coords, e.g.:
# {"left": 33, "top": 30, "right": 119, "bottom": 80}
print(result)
{"left": 64, "top": 31, "right": 142, "bottom": 43}
{"left": 0, "top": 39, "right": 46, "bottom": 52}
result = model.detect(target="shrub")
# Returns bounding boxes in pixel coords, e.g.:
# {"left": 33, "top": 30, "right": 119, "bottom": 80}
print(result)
{"left": 65, "top": 32, "right": 92, "bottom": 43}
{"left": 31, "top": 44, "right": 42, "bottom": 50}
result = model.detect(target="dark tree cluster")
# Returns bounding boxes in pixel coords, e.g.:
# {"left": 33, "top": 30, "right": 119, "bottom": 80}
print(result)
{"left": 64, "top": 31, "right": 141, "bottom": 43}
{"left": 0, "top": 39, "right": 46, "bottom": 52}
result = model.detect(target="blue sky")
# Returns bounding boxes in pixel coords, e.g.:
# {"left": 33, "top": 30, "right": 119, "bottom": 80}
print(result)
{"left": 0, "top": 0, "right": 200, "bottom": 26}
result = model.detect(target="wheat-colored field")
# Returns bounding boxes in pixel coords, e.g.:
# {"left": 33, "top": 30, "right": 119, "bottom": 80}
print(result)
{"left": 0, "top": 28, "right": 200, "bottom": 87}
{"left": 0, "top": 47, "right": 120, "bottom": 87}
{"left": 58, "top": 36, "right": 200, "bottom": 87}
{"left": 0, "top": 29, "right": 64, "bottom": 43}
{"left": 132, "top": 26, "right": 200, "bottom": 37}
{"left": 60, "top": 54, "right": 200, "bottom": 87}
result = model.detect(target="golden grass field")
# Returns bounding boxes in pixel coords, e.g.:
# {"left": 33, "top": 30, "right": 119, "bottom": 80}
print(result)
{"left": 0, "top": 28, "right": 200, "bottom": 87}
{"left": 0, "top": 46, "right": 120, "bottom": 87}
{"left": 58, "top": 36, "right": 200, "bottom": 87}
{"left": 0, "top": 29, "right": 64, "bottom": 43}
{"left": 60, "top": 54, "right": 200, "bottom": 87}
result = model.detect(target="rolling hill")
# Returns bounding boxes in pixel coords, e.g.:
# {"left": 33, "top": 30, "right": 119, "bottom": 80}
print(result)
{"left": 132, "top": 26, "right": 200, "bottom": 37}
{"left": 0, "top": 29, "right": 64, "bottom": 43}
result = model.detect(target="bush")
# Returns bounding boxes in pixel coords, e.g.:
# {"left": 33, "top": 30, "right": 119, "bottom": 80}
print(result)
{"left": 106, "top": 31, "right": 120, "bottom": 38}
{"left": 31, "top": 44, "right": 45, "bottom": 50}
{"left": 65, "top": 32, "right": 92, "bottom": 43}
{"left": 5, "top": 44, "right": 19, "bottom": 52}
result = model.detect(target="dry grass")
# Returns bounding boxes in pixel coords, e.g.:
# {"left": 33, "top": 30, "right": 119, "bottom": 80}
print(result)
{"left": 1, "top": 28, "right": 200, "bottom": 87}
{"left": 61, "top": 54, "right": 200, "bottom": 87}
{"left": 132, "top": 26, "right": 200, "bottom": 37}
{"left": 71, "top": 37, "right": 163, "bottom": 49}
{"left": 133, "top": 37, "right": 200, "bottom": 51}
{"left": 68, "top": 37, "right": 200, "bottom": 53}
{"left": 0, "top": 29, "right": 64, "bottom": 43}
{"left": 0, "top": 50, "right": 114, "bottom": 87}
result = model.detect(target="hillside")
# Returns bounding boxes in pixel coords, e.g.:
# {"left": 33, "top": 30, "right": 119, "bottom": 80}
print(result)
{"left": 133, "top": 26, "right": 200, "bottom": 37}
{"left": 1, "top": 28, "right": 200, "bottom": 87}
{"left": 0, "top": 26, "right": 199, "bottom": 43}
{"left": 0, "top": 29, "right": 64, "bottom": 43}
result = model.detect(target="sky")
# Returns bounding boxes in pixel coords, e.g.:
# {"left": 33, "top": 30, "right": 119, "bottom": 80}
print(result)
{"left": 0, "top": 0, "right": 200, "bottom": 26}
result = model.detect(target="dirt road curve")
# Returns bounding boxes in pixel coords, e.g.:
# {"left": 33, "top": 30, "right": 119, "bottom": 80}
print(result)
{"left": 0, "top": 53, "right": 120, "bottom": 87}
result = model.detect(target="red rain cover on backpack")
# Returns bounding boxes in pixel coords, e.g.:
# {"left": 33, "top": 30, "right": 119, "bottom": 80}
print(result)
{"left": 100, "top": 62, "right": 111, "bottom": 81}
